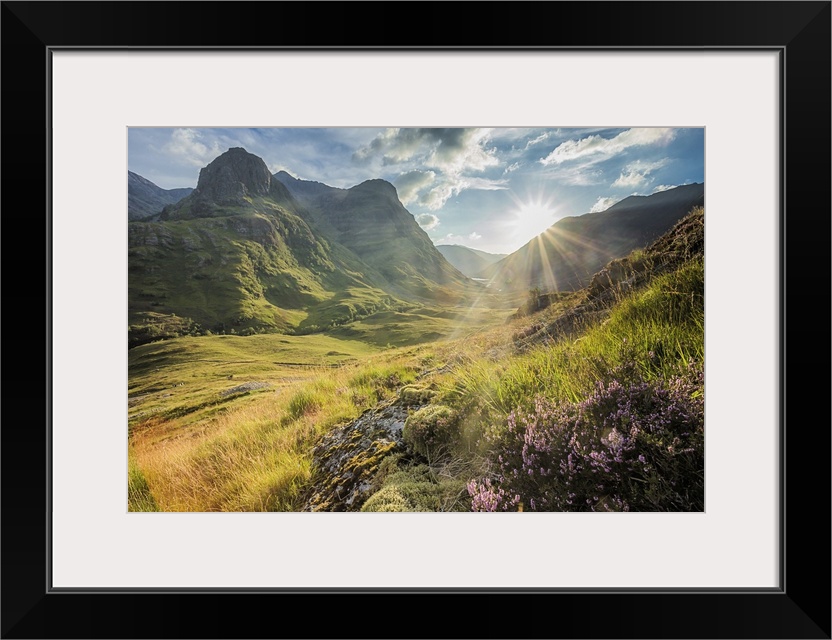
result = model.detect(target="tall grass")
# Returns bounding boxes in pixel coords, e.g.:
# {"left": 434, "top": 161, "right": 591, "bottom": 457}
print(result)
{"left": 129, "top": 257, "right": 703, "bottom": 512}
{"left": 130, "top": 357, "right": 419, "bottom": 511}
{"left": 439, "top": 259, "right": 704, "bottom": 420}
{"left": 128, "top": 453, "right": 159, "bottom": 512}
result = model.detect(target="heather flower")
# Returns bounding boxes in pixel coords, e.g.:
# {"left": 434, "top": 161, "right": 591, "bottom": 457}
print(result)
{"left": 468, "top": 360, "right": 704, "bottom": 512}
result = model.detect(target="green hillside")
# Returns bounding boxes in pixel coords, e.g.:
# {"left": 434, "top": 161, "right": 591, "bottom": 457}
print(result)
{"left": 274, "top": 172, "right": 475, "bottom": 302}
{"left": 129, "top": 207, "right": 704, "bottom": 513}
{"left": 482, "top": 183, "right": 704, "bottom": 291}
{"left": 129, "top": 149, "right": 479, "bottom": 347}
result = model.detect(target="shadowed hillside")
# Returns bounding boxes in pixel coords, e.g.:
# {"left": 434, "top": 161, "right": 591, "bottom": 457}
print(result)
{"left": 275, "top": 171, "right": 475, "bottom": 302}
{"left": 482, "top": 183, "right": 704, "bottom": 291}
{"left": 128, "top": 171, "right": 192, "bottom": 220}
{"left": 436, "top": 245, "right": 506, "bottom": 278}
{"left": 129, "top": 149, "right": 481, "bottom": 347}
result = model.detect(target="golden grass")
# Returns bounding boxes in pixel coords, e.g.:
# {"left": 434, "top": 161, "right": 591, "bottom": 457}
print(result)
{"left": 129, "top": 349, "right": 426, "bottom": 511}
{"left": 129, "top": 259, "right": 702, "bottom": 513}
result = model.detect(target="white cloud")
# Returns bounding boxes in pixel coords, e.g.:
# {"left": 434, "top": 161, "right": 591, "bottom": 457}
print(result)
{"left": 354, "top": 128, "right": 507, "bottom": 210}
{"left": 543, "top": 162, "right": 606, "bottom": 186}
{"left": 395, "top": 170, "right": 436, "bottom": 205}
{"left": 487, "top": 128, "right": 541, "bottom": 142}
{"left": 612, "top": 171, "right": 647, "bottom": 188}
{"left": 461, "top": 177, "right": 508, "bottom": 191}
{"left": 163, "top": 128, "right": 223, "bottom": 168}
{"left": 434, "top": 231, "right": 482, "bottom": 246}
{"left": 410, "top": 175, "right": 508, "bottom": 211}
{"left": 525, "top": 131, "right": 554, "bottom": 149}
{"left": 589, "top": 196, "right": 621, "bottom": 213}
{"left": 418, "top": 181, "right": 457, "bottom": 210}
{"left": 652, "top": 184, "right": 675, "bottom": 193}
{"left": 611, "top": 159, "right": 669, "bottom": 188}
{"left": 540, "top": 128, "right": 676, "bottom": 166}
{"left": 415, "top": 213, "right": 440, "bottom": 230}
{"left": 503, "top": 162, "right": 521, "bottom": 174}
{"left": 355, "top": 128, "right": 499, "bottom": 175}
{"left": 353, "top": 128, "right": 413, "bottom": 163}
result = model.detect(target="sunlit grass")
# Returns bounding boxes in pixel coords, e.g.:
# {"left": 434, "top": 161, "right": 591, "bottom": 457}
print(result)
{"left": 129, "top": 334, "right": 428, "bottom": 511}
{"left": 128, "top": 453, "right": 159, "bottom": 512}
{"left": 438, "top": 259, "right": 704, "bottom": 419}
{"left": 128, "top": 249, "right": 703, "bottom": 512}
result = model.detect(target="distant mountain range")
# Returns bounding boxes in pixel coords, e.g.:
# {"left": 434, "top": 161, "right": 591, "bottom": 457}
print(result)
{"left": 128, "top": 147, "right": 704, "bottom": 344}
{"left": 127, "top": 171, "right": 192, "bottom": 220}
{"left": 128, "top": 148, "right": 474, "bottom": 343}
{"left": 273, "top": 170, "right": 470, "bottom": 301}
{"left": 480, "top": 182, "right": 705, "bottom": 291}
{"left": 436, "top": 245, "right": 506, "bottom": 278}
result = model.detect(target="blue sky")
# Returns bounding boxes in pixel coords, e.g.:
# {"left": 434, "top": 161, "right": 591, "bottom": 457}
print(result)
{"left": 129, "top": 127, "right": 704, "bottom": 254}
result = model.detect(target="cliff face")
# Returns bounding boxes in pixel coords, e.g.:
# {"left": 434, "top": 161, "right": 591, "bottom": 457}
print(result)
{"left": 128, "top": 148, "right": 478, "bottom": 343}
{"left": 275, "top": 173, "right": 473, "bottom": 301}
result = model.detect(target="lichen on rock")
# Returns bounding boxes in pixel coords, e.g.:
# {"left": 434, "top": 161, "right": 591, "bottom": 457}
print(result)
{"left": 303, "top": 400, "right": 427, "bottom": 511}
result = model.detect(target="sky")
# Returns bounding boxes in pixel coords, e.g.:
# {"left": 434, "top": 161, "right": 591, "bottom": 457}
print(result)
{"left": 128, "top": 127, "right": 704, "bottom": 255}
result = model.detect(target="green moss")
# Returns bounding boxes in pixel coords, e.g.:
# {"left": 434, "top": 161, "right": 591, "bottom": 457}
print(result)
{"left": 403, "top": 405, "right": 460, "bottom": 459}
{"left": 398, "top": 384, "right": 436, "bottom": 406}
{"left": 361, "top": 465, "right": 469, "bottom": 512}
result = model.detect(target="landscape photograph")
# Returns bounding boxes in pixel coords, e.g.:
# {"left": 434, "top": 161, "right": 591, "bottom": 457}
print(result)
{"left": 127, "top": 126, "right": 705, "bottom": 512}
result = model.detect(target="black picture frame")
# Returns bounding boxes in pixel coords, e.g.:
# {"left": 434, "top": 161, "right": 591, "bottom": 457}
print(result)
{"left": 3, "top": 2, "right": 829, "bottom": 638}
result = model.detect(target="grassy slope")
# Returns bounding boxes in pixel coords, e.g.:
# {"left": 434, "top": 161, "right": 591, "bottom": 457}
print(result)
{"left": 127, "top": 300, "right": 516, "bottom": 511}
{"left": 128, "top": 203, "right": 401, "bottom": 341}
{"left": 280, "top": 177, "right": 477, "bottom": 304}
{"left": 359, "top": 256, "right": 703, "bottom": 512}
{"left": 483, "top": 183, "right": 704, "bottom": 291}
{"left": 129, "top": 340, "right": 419, "bottom": 511}
{"left": 128, "top": 195, "right": 490, "bottom": 345}
{"left": 129, "top": 259, "right": 702, "bottom": 512}
{"left": 129, "top": 210, "right": 704, "bottom": 512}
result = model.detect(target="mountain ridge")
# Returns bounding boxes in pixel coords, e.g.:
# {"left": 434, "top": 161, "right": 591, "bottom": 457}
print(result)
{"left": 129, "top": 148, "right": 477, "bottom": 345}
{"left": 436, "top": 245, "right": 507, "bottom": 278}
{"left": 273, "top": 170, "right": 474, "bottom": 301}
{"left": 127, "top": 171, "right": 193, "bottom": 220}
{"left": 481, "top": 182, "right": 704, "bottom": 291}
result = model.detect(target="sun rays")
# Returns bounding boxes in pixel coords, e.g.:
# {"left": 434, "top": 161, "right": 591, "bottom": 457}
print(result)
{"left": 505, "top": 190, "right": 561, "bottom": 246}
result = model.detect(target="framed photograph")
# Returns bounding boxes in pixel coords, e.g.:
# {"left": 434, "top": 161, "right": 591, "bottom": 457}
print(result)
{"left": 4, "top": 2, "right": 829, "bottom": 638}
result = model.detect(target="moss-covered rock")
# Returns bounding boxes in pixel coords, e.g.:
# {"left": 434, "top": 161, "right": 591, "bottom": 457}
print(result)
{"left": 361, "top": 465, "right": 469, "bottom": 512}
{"left": 402, "top": 404, "right": 460, "bottom": 460}
{"left": 398, "top": 384, "right": 436, "bottom": 406}
{"left": 303, "top": 401, "right": 424, "bottom": 511}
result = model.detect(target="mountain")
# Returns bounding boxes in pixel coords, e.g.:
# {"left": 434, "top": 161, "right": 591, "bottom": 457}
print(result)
{"left": 273, "top": 171, "right": 473, "bottom": 301}
{"left": 436, "top": 245, "right": 507, "bottom": 278}
{"left": 481, "top": 183, "right": 704, "bottom": 291}
{"left": 129, "top": 148, "right": 474, "bottom": 345}
{"left": 127, "top": 171, "right": 192, "bottom": 220}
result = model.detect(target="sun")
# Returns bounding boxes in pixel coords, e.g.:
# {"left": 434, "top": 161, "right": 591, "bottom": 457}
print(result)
{"left": 511, "top": 198, "right": 558, "bottom": 244}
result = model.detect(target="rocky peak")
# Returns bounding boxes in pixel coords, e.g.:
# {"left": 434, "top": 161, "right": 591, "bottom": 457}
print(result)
{"left": 193, "top": 147, "right": 273, "bottom": 206}
{"left": 273, "top": 170, "right": 298, "bottom": 184}
{"left": 351, "top": 178, "right": 398, "bottom": 197}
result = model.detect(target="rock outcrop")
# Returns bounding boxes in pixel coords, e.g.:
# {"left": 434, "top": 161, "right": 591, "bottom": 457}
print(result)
{"left": 302, "top": 399, "right": 426, "bottom": 512}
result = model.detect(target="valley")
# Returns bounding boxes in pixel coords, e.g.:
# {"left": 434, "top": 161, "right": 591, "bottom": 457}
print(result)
{"left": 128, "top": 130, "right": 705, "bottom": 513}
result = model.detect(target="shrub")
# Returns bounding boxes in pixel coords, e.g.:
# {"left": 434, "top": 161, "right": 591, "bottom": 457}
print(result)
{"left": 468, "top": 361, "right": 704, "bottom": 512}
{"left": 398, "top": 384, "right": 436, "bottom": 406}
{"left": 403, "top": 405, "right": 460, "bottom": 459}
{"left": 361, "top": 466, "right": 440, "bottom": 512}
{"left": 361, "top": 465, "right": 468, "bottom": 512}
